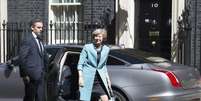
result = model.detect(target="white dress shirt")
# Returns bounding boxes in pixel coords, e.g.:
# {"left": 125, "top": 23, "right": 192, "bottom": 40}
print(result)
{"left": 32, "top": 32, "right": 44, "bottom": 53}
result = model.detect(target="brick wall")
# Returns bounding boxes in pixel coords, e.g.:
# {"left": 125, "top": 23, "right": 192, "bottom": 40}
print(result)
{"left": 7, "top": 0, "right": 114, "bottom": 24}
{"left": 7, "top": 0, "right": 48, "bottom": 23}
{"left": 188, "top": 0, "right": 201, "bottom": 68}
{"left": 83, "top": 0, "right": 115, "bottom": 24}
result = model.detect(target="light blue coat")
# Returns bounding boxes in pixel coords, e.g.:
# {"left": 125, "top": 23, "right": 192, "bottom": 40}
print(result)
{"left": 77, "top": 43, "right": 111, "bottom": 101}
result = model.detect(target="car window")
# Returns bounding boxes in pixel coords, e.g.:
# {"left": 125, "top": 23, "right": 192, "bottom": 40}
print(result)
{"left": 111, "top": 51, "right": 149, "bottom": 64}
{"left": 64, "top": 52, "right": 126, "bottom": 66}
{"left": 65, "top": 52, "right": 80, "bottom": 68}
{"left": 46, "top": 47, "right": 60, "bottom": 62}
{"left": 107, "top": 56, "right": 125, "bottom": 65}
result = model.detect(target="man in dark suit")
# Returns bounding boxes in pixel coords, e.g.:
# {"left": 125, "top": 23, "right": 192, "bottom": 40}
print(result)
{"left": 19, "top": 19, "right": 48, "bottom": 101}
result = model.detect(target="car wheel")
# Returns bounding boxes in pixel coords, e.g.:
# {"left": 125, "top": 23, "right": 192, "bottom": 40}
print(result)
{"left": 113, "top": 89, "right": 127, "bottom": 101}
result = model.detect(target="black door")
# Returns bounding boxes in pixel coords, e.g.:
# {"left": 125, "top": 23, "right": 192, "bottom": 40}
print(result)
{"left": 138, "top": 0, "right": 171, "bottom": 59}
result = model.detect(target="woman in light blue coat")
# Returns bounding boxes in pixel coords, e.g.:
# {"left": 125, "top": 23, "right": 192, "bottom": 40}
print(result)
{"left": 77, "top": 28, "right": 112, "bottom": 101}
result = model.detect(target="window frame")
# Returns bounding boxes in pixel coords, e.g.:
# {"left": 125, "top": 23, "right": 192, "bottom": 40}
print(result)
{"left": 48, "top": 0, "right": 82, "bottom": 44}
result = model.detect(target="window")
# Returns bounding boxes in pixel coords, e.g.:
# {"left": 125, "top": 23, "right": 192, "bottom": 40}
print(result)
{"left": 64, "top": 53, "right": 126, "bottom": 66}
{"left": 49, "top": 0, "right": 82, "bottom": 44}
{"left": 65, "top": 52, "right": 80, "bottom": 67}
{"left": 107, "top": 56, "right": 125, "bottom": 65}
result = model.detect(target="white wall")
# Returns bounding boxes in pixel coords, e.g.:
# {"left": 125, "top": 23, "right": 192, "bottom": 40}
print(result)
{"left": 171, "top": 0, "right": 185, "bottom": 62}
{"left": 0, "top": 0, "right": 7, "bottom": 22}
{"left": 116, "top": 0, "right": 135, "bottom": 48}
{"left": 172, "top": 0, "right": 185, "bottom": 37}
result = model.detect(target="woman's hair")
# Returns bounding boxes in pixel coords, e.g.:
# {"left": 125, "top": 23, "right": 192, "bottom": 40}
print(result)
{"left": 92, "top": 28, "right": 107, "bottom": 40}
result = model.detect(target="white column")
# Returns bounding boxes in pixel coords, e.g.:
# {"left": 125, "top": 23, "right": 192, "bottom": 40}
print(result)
{"left": 0, "top": 0, "right": 7, "bottom": 62}
{"left": 171, "top": 0, "right": 185, "bottom": 62}
{"left": 0, "top": 0, "right": 7, "bottom": 22}
{"left": 48, "top": 3, "right": 55, "bottom": 45}
{"left": 172, "top": 0, "right": 185, "bottom": 38}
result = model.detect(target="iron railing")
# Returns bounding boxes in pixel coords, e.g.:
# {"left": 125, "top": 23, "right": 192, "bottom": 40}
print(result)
{"left": 0, "top": 20, "right": 102, "bottom": 63}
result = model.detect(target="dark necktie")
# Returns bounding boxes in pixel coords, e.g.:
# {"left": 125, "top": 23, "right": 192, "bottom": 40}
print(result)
{"left": 37, "top": 37, "right": 44, "bottom": 54}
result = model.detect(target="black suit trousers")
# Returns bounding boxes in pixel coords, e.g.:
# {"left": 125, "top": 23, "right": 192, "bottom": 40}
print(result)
{"left": 23, "top": 76, "right": 45, "bottom": 101}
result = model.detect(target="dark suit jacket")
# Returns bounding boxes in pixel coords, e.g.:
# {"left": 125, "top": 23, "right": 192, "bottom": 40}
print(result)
{"left": 19, "top": 33, "right": 48, "bottom": 81}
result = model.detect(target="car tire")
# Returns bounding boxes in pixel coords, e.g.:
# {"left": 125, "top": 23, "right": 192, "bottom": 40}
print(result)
{"left": 113, "top": 89, "right": 127, "bottom": 101}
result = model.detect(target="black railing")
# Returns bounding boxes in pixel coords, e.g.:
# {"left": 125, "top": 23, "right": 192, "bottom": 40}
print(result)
{"left": 0, "top": 20, "right": 102, "bottom": 63}
{"left": 173, "top": 0, "right": 201, "bottom": 69}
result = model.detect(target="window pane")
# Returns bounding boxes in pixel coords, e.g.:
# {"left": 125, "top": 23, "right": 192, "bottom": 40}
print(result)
{"left": 51, "top": 0, "right": 62, "bottom": 3}
{"left": 63, "top": 0, "right": 73, "bottom": 3}
{"left": 65, "top": 53, "right": 79, "bottom": 67}
{"left": 51, "top": 5, "right": 82, "bottom": 43}
{"left": 75, "top": 0, "right": 80, "bottom": 3}
{"left": 49, "top": 0, "right": 83, "bottom": 44}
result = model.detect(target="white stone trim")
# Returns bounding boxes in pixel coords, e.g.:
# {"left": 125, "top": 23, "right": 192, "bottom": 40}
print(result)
{"left": 171, "top": 0, "right": 185, "bottom": 62}
{"left": 0, "top": 0, "right": 7, "bottom": 62}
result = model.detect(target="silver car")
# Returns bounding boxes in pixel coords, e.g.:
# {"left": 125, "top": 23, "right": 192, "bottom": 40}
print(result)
{"left": 0, "top": 44, "right": 201, "bottom": 101}
{"left": 45, "top": 45, "right": 201, "bottom": 101}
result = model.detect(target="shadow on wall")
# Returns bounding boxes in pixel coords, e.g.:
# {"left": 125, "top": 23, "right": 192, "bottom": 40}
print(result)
{"left": 117, "top": 6, "right": 128, "bottom": 34}
{"left": 116, "top": 2, "right": 131, "bottom": 47}
{"left": 100, "top": 8, "right": 116, "bottom": 44}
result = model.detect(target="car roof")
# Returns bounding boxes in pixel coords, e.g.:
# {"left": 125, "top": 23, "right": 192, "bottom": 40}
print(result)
{"left": 45, "top": 44, "right": 167, "bottom": 64}
{"left": 45, "top": 44, "right": 83, "bottom": 49}
{"left": 45, "top": 44, "right": 121, "bottom": 50}
{"left": 112, "top": 49, "right": 159, "bottom": 58}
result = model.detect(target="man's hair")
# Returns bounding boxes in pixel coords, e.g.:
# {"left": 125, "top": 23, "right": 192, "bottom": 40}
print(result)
{"left": 30, "top": 18, "right": 43, "bottom": 27}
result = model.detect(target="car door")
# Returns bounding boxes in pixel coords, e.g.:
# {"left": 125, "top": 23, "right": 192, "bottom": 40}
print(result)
{"left": 0, "top": 64, "right": 24, "bottom": 100}
{"left": 46, "top": 48, "right": 80, "bottom": 101}
{"left": 46, "top": 48, "right": 67, "bottom": 101}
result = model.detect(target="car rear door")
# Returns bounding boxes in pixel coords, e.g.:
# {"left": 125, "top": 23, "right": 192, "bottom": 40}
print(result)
{"left": 46, "top": 48, "right": 66, "bottom": 101}
{"left": 46, "top": 48, "right": 80, "bottom": 101}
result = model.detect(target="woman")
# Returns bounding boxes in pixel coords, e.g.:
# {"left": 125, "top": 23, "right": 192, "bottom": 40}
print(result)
{"left": 77, "top": 28, "right": 112, "bottom": 101}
